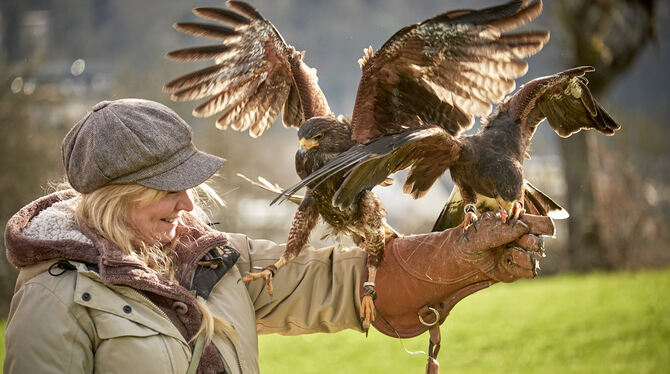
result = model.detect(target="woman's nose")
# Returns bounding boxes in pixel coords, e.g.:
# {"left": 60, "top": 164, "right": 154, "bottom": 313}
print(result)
{"left": 175, "top": 190, "right": 195, "bottom": 212}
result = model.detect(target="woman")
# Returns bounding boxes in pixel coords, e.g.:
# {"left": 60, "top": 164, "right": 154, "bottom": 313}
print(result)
{"left": 4, "top": 99, "right": 551, "bottom": 373}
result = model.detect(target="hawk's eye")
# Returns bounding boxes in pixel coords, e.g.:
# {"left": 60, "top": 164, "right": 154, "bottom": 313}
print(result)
{"left": 313, "top": 134, "right": 323, "bottom": 140}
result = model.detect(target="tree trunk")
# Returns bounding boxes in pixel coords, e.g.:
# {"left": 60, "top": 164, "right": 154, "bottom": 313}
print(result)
{"left": 559, "top": 133, "right": 607, "bottom": 270}
{"left": 557, "top": 0, "right": 656, "bottom": 271}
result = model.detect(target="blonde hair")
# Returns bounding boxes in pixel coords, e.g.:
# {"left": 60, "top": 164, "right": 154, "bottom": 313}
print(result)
{"left": 74, "top": 183, "right": 235, "bottom": 344}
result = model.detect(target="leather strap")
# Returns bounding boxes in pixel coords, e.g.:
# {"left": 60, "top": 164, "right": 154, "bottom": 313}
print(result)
{"left": 186, "top": 332, "right": 207, "bottom": 374}
{"left": 425, "top": 324, "right": 441, "bottom": 374}
{"left": 187, "top": 245, "right": 240, "bottom": 372}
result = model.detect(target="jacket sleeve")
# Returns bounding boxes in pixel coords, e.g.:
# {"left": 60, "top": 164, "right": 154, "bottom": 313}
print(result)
{"left": 4, "top": 281, "right": 94, "bottom": 374}
{"left": 229, "top": 233, "right": 367, "bottom": 335}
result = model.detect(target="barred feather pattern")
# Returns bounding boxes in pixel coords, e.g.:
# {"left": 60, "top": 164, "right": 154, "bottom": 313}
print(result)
{"left": 171, "top": 61, "right": 260, "bottom": 102}
{"left": 193, "top": 71, "right": 265, "bottom": 119}
{"left": 359, "top": 190, "right": 387, "bottom": 268}
{"left": 165, "top": 0, "right": 316, "bottom": 137}
{"left": 284, "top": 194, "right": 320, "bottom": 262}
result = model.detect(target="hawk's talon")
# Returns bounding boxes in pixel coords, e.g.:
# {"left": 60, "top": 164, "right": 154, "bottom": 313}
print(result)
{"left": 460, "top": 210, "right": 478, "bottom": 240}
{"left": 360, "top": 287, "right": 376, "bottom": 334}
{"left": 241, "top": 268, "right": 276, "bottom": 295}
{"left": 498, "top": 208, "right": 509, "bottom": 223}
{"left": 509, "top": 201, "right": 525, "bottom": 222}
{"left": 360, "top": 317, "right": 370, "bottom": 337}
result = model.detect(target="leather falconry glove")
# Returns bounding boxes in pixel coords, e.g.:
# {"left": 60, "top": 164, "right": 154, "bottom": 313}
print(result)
{"left": 364, "top": 212, "right": 554, "bottom": 374}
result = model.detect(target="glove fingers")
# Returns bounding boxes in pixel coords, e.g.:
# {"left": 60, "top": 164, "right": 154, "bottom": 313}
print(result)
{"left": 519, "top": 214, "right": 555, "bottom": 237}
{"left": 517, "top": 234, "right": 544, "bottom": 254}
{"left": 458, "top": 212, "right": 529, "bottom": 252}
{"left": 500, "top": 246, "right": 537, "bottom": 280}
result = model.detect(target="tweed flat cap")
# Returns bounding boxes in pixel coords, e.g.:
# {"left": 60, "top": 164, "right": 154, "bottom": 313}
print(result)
{"left": 62, "top": 98, "right": 225, "bottom": 193}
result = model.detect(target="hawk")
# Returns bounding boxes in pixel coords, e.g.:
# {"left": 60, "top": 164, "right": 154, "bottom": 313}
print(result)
{"left": 163, "top": 0, "right": 549, "bottom": 331}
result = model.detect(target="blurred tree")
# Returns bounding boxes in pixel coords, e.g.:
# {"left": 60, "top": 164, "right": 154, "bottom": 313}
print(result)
{"left": 1, "top": 0, "right": 24, "bottom": 62}
{"left": 0, "top": 68, "right": 70, "bottom": 316}
{"left": 557, "top": 0, "right": 658, "bottom": 270}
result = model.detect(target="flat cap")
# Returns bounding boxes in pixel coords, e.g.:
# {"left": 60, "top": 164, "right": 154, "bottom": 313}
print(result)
{"left": 62, "top": 98, "right": 225, "bottom": 193}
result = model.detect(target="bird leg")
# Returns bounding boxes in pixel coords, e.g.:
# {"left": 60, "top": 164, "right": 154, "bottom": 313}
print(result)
{"left": 509, "top": 200, "right": 525, "bottom": 221}
{"left": 359, "top": 190, "right": 386, "bottom": 334}
{"left": 243, "top": 194, "right": 319, "bottom": 296}
{"left": 458, "top": 188, "right": 479, "bottom": 236}
{"left": 241, "top": 257, "right": 287, "bottom": 296}
{"left": 459, "top": 203, "right": 478, "bottom": 238}
{"left": 361, "top": 266, "right": 377, "bottom": 335}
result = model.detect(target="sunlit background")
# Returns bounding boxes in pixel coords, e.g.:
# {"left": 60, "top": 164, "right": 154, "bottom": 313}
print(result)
{"left": 1, "top": 0, "right": 669, "bottom": 351}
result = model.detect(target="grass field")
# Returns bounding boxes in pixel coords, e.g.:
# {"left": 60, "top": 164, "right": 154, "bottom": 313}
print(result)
{"left": 1, "top": 268, "right": 669, "bottom": 373}
{"left": 258, "top": 268, "right": 670, "bottom": 373}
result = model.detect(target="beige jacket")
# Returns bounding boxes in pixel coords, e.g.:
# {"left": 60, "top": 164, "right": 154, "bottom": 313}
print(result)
{"left": 4, "top": 192, "right": 366, "bottom": 374}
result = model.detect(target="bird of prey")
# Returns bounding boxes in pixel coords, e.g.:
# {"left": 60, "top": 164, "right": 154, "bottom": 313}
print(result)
{"left": 163, "top": 0, "right": 549, "bottom": 331}
{"left": 279, "top": 66, "right": 620, "bottom": 235}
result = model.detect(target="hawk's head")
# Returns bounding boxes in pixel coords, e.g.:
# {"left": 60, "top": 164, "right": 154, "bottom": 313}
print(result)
{"left": 297, "top": 115, "right": 354, "bottom": 155}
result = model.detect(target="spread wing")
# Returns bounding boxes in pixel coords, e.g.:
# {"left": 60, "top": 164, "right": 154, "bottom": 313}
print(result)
{"left": 274, "top": 127, "right": 461, "bottom": 209}
{"left": 163, "top": 1, "right": 331, "bottom": 137}
{"left": 501, "top": 66, "right": 621, "bottom": 140}
{"left": 351, "top": 0, "right": 549, "bottom": 144}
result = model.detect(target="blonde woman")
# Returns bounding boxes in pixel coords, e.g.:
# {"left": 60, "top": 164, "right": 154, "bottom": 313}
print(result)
{"left": 4, "top": 99, "right": 552, "bottom": 373}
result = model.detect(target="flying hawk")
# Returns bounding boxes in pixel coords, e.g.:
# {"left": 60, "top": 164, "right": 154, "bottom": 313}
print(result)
{"left": 163, "top": 0, "right": 549, "bottom": 331}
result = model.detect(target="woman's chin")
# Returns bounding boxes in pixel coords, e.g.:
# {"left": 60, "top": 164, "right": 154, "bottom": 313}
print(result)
{"left": 155, "top": 229, "right": 177, "bottom": 245}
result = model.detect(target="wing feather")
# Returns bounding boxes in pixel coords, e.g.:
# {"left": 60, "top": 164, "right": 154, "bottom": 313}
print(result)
{"left": 192, "top": 7, "right": 251, "bottom": 25}
{"left": 192, "top": 72, "right": 264, "bottom": 118}
{"left": 164, "top": 1, "right": 330, "bottom": 136}
{"left": 165, "top": 45, "right": 234, "bottom": 62}
{"left": 501, "top": 66, "right": 621, "bottom": 139}
{"left": 170, "top": 61, "right": 259, "bottom": 102}
{"left": 338, "top": 128, "right": 460, "bottom": 207}
{"left": 273, "top": 127, "right": 460, "bottom": 209}
{"left": 350, "top": 0, "right": 549, "bottom": 143}
{"left": 163, "top": 63, "right": 233, "bottom": 93}
{"left": 172, "top": 22, "right": 238, "bottom": 40}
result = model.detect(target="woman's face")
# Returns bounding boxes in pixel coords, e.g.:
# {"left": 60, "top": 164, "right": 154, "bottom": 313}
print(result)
{"left": 127, "top": 189, "right": 194, "bottom": 244}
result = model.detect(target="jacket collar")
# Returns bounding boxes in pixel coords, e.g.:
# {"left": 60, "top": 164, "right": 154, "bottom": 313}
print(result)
{"left": 5, "top": 190, "right": 232, "bottom": 303}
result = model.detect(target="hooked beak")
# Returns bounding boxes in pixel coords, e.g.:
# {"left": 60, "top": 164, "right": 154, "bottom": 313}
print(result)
{"left": 299, "top": 137, "right": 319, "bottom": 152}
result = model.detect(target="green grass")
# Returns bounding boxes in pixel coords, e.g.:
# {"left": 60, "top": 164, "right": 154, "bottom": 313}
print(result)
{"left": 1, "top": 269, "right": 669, "bottom": 373}
{"left": 258, "top": 268, "right": 670, "bottom": 373}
